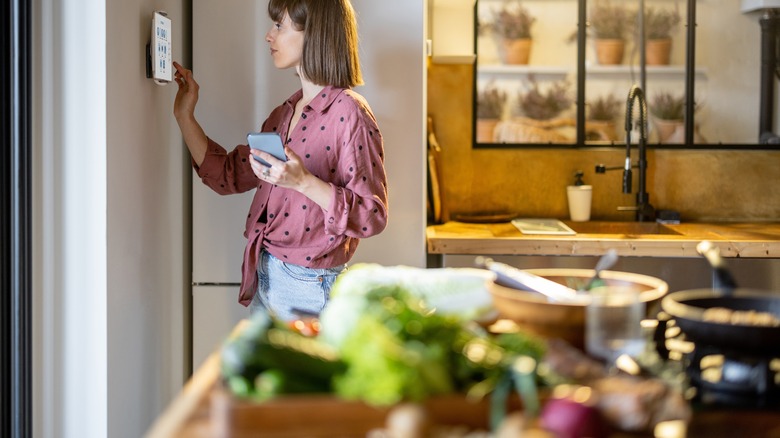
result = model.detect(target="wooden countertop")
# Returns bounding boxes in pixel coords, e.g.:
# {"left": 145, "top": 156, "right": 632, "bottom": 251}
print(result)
{"left": 146, "top": 320, "right": 780, "bottom": 438}
{"left": 426, "top": 221, "right": 780, "bottom": 258}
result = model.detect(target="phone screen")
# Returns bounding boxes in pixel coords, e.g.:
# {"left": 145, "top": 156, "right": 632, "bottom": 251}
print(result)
{"left": 247, "top": 132, "right": 287, "bottom": 167}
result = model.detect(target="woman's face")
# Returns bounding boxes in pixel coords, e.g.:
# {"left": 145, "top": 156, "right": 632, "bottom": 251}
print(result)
{"left": 266, "top": 12, "right": 304, "bottom": 71}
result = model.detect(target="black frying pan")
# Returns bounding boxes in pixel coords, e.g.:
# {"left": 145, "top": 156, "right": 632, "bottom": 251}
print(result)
{"left": 661, "top": 288, "right": 780, "bottom": 355}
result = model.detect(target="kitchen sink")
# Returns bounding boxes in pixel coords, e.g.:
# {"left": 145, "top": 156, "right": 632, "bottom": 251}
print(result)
{"left": 567, "top": 221, "right": 682, "bottom": 236}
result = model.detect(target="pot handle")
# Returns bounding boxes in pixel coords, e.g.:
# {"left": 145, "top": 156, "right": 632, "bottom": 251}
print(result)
{"left": 696, "top": 241, "right": 738, "bottom": 292}
{"left": 652, "top": 311, "right": 671, "bottom": 360}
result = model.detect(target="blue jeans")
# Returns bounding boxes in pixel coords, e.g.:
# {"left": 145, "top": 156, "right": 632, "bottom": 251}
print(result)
{"left": 249, "top": 250, "right": 345, "bottom": 321}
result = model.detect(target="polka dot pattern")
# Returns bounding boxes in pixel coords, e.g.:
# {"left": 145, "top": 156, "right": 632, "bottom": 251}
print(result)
{"left": 194, "top": 87, "right": 388, "bottom": 300}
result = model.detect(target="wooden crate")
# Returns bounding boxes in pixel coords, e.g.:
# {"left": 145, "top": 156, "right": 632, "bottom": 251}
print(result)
{"left": 210, "top": 386, "right": 521, "bottom": 438}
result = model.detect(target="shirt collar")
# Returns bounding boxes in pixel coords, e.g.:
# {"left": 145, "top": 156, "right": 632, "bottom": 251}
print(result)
{"left": 284, "top": 85, "right": 346, "bottom": 114}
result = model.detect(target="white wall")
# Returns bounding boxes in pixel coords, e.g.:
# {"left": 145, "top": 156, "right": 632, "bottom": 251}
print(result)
{"left": 33, "top": 0, "right": 190, "bottom": 437}
{"left": 105, "top": 0, "right": 190, "bottom": 436}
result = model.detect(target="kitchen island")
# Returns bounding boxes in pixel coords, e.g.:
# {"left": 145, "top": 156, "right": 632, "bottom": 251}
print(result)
{"left": 146, "top": 320, "right": 780, "bottom": 438}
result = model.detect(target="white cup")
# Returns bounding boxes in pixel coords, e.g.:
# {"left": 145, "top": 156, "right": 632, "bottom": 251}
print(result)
{"left": 567, "top": 185, "right": 592, "bottom": 222}
{"left": 585, "top": 285, "right": 646, "bottom": 363}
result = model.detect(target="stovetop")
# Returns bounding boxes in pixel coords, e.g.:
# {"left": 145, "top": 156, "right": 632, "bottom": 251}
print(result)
{"left": 656, "top": 314, "right": 780, "bottom": 409}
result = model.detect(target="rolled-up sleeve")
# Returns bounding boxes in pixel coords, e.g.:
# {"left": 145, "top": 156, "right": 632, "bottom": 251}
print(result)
{"left": 324, "top": 123, "right": 388, "bottom": 238}
{"left": 194, "top": 137, "right": 258, "bottom": 195}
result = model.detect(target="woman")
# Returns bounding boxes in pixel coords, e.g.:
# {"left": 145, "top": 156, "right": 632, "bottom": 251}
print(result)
{"left": 172, "top": 0, "right": 388, "bottom": 321}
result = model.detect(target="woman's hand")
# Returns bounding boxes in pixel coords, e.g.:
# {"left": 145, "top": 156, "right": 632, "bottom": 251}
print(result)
{"left": 173, "top": 61, "right": 199, "bottom": 121}
{"left": 250, "top": 147, "right": 333, "bottom": 210}
{"left": 249, "top": 147, "right": 307, "bottom": 187}
{"left": 172, "top": 61, "right": 208, "bottom": 165}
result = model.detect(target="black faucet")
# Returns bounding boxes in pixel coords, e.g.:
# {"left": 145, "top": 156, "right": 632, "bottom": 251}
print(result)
{"left": 595, "top": 85, "right": 655, "bottom": 222}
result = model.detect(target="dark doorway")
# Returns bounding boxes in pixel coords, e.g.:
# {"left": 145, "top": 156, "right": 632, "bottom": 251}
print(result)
{"left": 2, "top": 0, "right": 33, "bottom": 436}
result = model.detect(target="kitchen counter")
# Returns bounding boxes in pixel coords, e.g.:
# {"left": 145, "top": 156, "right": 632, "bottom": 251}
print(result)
{"left": 426, "top": 221, "right": 780, "bottom": 258}
{"left": 146, "top": 320, "right": 780, "bottom": 438}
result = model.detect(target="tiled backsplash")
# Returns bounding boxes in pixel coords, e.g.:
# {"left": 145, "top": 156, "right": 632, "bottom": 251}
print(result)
{"left": 427, "top": 63, "right": 780, "bottom": 223}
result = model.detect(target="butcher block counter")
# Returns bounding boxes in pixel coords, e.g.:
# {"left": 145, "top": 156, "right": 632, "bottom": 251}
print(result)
{"left": 426, "top": 221, "right": 780, "bottom": 258}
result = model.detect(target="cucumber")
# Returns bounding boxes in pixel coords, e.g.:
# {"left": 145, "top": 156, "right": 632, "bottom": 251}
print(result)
{"left": 249, "top": 328, "right": 345, "bottom": 381}
{"left": 220, "top": 316, "right": 345, "bottom": 397}
{"left": 254, "top": 368, "right": 332, "bottom": 399}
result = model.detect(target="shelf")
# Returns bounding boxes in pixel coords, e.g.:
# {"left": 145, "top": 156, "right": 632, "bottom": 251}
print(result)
{"left": 585, "top": 65, "right": 708, "bottom": 79}
{"left": 476, "top": 64, "right": 571, "bottom": 78}
{"left": 478, "top": 64, "right": 706, "bottom": 78}
{"left": 741, "top": 0, "right": 780, "bottom": 12}
{"left": 469, "top": 0, "right": 739, "bottom": 146}
{"left": 432, "top": 55, "right": 477, "bottom": 65}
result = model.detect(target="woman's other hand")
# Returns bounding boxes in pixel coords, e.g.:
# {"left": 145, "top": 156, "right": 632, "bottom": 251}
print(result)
{"left": 173, "top": 61, "right": 199, "bottom": 121}
{"left": 250, "top": 147, "right": 332, "bottom": 210}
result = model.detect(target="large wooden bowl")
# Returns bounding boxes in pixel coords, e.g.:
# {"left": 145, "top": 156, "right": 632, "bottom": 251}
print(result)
{"left": 488, "top": 268, "right": 669, "bottom": 349}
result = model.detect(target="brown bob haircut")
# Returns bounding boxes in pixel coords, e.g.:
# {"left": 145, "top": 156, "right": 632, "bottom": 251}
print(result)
{"left": 268, "top": 0, "right": 363, "bottom": 88}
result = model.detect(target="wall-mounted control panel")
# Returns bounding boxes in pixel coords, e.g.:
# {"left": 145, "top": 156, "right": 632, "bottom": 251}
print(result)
{"left": 146, "top": 11, "right": 172, "bottom": 85}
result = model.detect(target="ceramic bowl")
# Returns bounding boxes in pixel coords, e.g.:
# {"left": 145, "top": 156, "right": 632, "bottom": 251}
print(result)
{"left": 488, "top": 268, "right": 669, "bottom": 348}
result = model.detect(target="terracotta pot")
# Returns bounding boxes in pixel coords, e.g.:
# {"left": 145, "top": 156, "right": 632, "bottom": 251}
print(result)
{"left": 646, "top": 38, "right": 672, "bottom": 66}
{"left": 595, "top": 39, "right": 625, "bottom": 65}
{"left": 501, "top": 38, "right": 532, "bottom": 65}
{"left": 653, "top": 118, "right": 683, "bottom": 143}
{"left": 653, "top": 119, "right": 709, "bottom": 144}
{"left": 585, "top": 120, "right": 617, "bottom": 141}
{"left": 476, "top": 118, "right": 500, "bottom": 143}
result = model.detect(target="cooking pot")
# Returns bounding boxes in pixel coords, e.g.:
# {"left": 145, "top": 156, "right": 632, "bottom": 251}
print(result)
{"left": 661, "top": 288, "right": 780, "bottom": 355}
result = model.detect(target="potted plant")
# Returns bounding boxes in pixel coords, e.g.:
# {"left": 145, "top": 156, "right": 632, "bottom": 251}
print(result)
{"left": 642, "top": 6, "right": 681, "bottom": 65}
{"left": 650, "top": 91, "right": 684, "bottom": 119}
{"left": 496, "top": 78, "right": 575, "bottom": 143}
{"left": 589, "top": 0, "right": 634, "bottom": 65}
{"left": 484, "top": 77, "right": 576, "bottom": 143}
{"left": 516, "top": 79, "right": 574, "bottom": 121}
{"left": 475, "top": 83, "right": 507, "bottom": 143}
{"left": 492, "top": 1, "right": 536, "bottom": 65}
{"left": 649, "top": 91, "right": 685, "bottom": 143}
{"left": 586, "top": 94, "right": 622, "bottom": 141}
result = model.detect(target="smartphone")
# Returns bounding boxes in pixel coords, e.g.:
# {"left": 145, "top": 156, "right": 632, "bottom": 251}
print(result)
{"left": 247, "top": 132, "right": 287, "bottom": 167}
